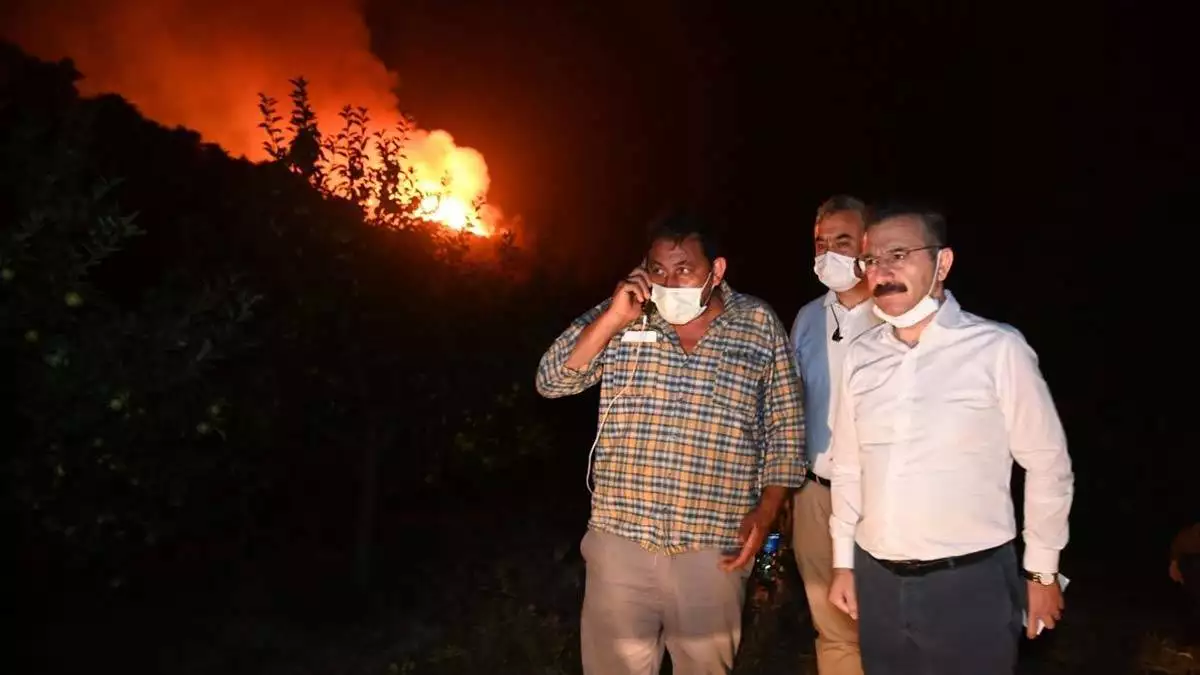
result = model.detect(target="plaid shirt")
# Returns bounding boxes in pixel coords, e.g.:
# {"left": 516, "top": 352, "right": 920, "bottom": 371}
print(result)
{"left": 536, "top": 282, "right": 807, "bottom": 554}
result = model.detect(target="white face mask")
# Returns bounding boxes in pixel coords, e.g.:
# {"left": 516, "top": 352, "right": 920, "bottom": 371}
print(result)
{"left": 813, "top": 252, "right": 860, "bottom": 292}
{"left": 872, "top": 251, "right": 942, "bottom": 329}
{"left": 651, "top": 273, "right": 713, "bottom": 325}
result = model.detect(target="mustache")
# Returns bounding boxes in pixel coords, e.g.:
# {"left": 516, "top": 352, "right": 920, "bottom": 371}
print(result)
{"left": 873, "top": 282, "right": 908, "bottom": 297}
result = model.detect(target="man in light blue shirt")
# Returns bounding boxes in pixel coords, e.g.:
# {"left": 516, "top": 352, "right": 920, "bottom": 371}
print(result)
{"left": 790, "top": 195, "right": 879, "bottom": 675}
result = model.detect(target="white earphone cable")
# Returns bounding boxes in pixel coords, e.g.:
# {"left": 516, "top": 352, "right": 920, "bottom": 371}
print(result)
{"left": 585, "top": 315, "right": 647, "bottom": 494}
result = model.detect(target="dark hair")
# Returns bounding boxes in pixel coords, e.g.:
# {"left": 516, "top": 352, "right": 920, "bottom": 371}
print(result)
{"left": 866, "top": 202, "right": 948, "bottom": 248}
{"left": 815, "top": 194, "right": 869, "bottom": 226}
{"left": 645, "top": 209, "right": 725, "bottom": 263}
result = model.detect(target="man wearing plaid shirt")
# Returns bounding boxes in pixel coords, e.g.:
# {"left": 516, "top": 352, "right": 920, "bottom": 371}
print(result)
{"left": 536, "top": 212, "right": 807, "bottom": 675}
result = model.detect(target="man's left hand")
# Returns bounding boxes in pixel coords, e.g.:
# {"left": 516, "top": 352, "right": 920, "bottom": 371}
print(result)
{"left": 1026, "top": 579, "right": 1065, "bottom": 639}
{"left": 718, "top": 506, "right": 774, "bottom": 572}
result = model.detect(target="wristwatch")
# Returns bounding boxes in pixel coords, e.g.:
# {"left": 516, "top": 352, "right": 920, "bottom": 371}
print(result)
{"left": 1023, "top": 569, "right": 1057, "bottom": 586}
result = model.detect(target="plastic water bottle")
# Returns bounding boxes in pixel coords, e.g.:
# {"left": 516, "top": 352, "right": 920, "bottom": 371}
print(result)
{"left": 754, "top": 531, "right": 782, "bottom": 583}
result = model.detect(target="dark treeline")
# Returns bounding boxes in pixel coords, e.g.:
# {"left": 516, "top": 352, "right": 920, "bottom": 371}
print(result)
{"left": 0, "top": 40, "right": 597, "bottom": 633}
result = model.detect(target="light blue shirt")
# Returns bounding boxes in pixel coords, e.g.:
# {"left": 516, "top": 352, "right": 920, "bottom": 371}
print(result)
{"left": 790, "top": 291, "right": 879, "bottom": 478}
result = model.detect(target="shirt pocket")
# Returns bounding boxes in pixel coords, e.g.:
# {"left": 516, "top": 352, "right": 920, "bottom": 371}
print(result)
{"left": 710, "top": 347, "right": 763, "bottom": 417}
{"left": 601, "top": 340, "right": 669, "bottom": 434}
{"left": 604, "top": 340, "right": 657, "bottom": 393}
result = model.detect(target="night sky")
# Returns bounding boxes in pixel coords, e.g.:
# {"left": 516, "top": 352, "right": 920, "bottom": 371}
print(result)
{"left": 370, "top": 1, "right": 1189, "bottom": 298}
{"left": 370, "top": 0, "right": 1193, "bottom": 553}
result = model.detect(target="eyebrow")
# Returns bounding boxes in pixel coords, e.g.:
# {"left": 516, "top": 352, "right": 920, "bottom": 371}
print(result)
{"left": 648, "top": 259, "right": 693, "bottom": 268}
{"left": 867, "top": 245, "right": 918, "bottom": 256}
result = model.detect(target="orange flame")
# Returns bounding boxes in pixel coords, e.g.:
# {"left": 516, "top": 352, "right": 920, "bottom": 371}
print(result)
{"left": 319, "top": 116, "right": 497, "bottom": 236}
{"left": 1, "top": 0, "right": 504, "bottom": 237}
{"left": 401, "top": 128, "right": 496, "bottom": 236}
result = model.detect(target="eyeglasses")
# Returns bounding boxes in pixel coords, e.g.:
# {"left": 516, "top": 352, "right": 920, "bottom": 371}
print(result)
{"left": 854, "top": 245, "right": 940, "bottom": 277}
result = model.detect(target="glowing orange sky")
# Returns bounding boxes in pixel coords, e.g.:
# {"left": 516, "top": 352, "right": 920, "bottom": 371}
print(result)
{"left": 2, "top": 0, "right": 505, "bottom": 235}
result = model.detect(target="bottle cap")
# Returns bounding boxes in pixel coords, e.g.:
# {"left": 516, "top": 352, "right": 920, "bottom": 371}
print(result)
{"left": 762, "top": 531, "right": 781, "bottom": 554}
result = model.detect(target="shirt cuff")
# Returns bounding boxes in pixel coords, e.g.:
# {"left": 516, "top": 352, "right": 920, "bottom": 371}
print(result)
{"left": 1022, "top": 545, "right": 1060, "bottom": 574}
{"left": 552, "top": 352, "right": 602, "bottom": 385}
{"left": 832, "top": 536, "right": 856, "bottom": 569}
{"left": 761, "top": 457, "right": 809, "bottom": 490}
{"left": 565, "top": 349, "right": 602, "bottom": 374}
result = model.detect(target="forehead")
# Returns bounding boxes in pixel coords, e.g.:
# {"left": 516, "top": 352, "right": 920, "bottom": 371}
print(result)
{"left": 647, "top": 235, "right": 707, "bottom": 266}
{"left": 865, "top": 216, "right": 925, "bottom": 251}
{"left": 814, "top": 211, "right": 865, "bottom": 239}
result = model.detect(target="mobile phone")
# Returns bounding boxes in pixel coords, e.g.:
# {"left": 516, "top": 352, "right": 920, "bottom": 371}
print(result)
{"left": 638, "top": 257, "right": 656, "bottom": 317}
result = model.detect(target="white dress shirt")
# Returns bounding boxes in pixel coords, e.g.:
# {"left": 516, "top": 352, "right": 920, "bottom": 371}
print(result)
{"left": 829, "top": 291, "right": 1074, "bottom": 573}
{"left": 790, "top": 292, "right": 881, "bottom": 479}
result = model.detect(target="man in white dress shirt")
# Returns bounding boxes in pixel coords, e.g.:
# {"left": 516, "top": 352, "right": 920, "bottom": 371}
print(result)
{"left": 826, "top": 206, "right": 1074, "bottom": 674}
{"left": 790, "top": 195, "right": 879, "bottom": 675}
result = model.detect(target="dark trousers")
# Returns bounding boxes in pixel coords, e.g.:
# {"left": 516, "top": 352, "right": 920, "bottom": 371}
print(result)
{"left": 1181, "top": 554, "right": 1200, "bottom": 637}
{"left": 854, "top": 543, "right": 1023, "bottom": 675}
{"left": 1182, "top": 554, "right": 1200, "bottom": 601}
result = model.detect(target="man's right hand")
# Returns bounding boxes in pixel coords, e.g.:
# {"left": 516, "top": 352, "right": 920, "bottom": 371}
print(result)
{"left": 563, "top": 266, "right": 652, "bottom": 372}
{"left": 829, "top": 568, "right": 859, "bottom": 620}
{"left": 606, "top": 266, "right": 652, "bottom": 325}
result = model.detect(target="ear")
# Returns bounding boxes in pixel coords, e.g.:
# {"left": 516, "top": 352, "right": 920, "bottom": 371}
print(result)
{"left": 711, "top": 256, "right": 728, "bottom": 285}
{"left": 936, "top": 247, "right": 954, "bottom": 282}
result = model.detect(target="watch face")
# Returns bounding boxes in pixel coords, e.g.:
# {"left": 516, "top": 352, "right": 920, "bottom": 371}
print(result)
{"left": 1026, "top": 570, "right": 1055, "bottom": 585}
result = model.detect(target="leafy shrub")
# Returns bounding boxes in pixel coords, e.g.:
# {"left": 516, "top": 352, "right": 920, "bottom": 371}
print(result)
{"left": 0, "top": 42, "right": 558, "bottom": 598}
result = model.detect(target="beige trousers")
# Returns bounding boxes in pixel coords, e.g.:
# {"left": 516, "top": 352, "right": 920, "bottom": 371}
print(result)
{"left": 579, "top": 529, "right": 751, "bottom": 675}
{"left": 793, "top": 482, "right": 864, "bottom": 675}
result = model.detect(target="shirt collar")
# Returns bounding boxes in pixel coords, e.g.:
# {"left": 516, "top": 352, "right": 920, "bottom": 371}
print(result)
{"left": 717, "top": 280, "right": 743, "bottom": 313}
{"left": 934, "top": 290, "right": 965, "bottom": 328}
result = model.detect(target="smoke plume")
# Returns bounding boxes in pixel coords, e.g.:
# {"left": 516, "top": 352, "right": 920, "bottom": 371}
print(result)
{"left": 2, "top": 0, "right": 503, "bottom": 233}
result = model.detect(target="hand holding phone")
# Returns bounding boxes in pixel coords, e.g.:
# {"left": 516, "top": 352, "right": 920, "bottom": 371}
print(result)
{"left": 607, "top": 263, "right": 653, "bottom": 325}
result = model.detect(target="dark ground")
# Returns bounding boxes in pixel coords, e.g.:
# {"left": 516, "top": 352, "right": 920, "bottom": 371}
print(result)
{"left": 14, "top": 485, "right": 1200, "bottom": 675}
{"left": 9, "top": 375, "right": 1196, "bottom": 675}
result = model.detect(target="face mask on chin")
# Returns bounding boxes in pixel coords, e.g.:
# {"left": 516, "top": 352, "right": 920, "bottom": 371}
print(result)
{"left": 814, "top": 252, "right": 860, "bottom": 292}
{"left": 651, "top": 272, "right": 713, "bottom": 325}
{"left": 872, "top": 251, "right": 942, "bottom": 329}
